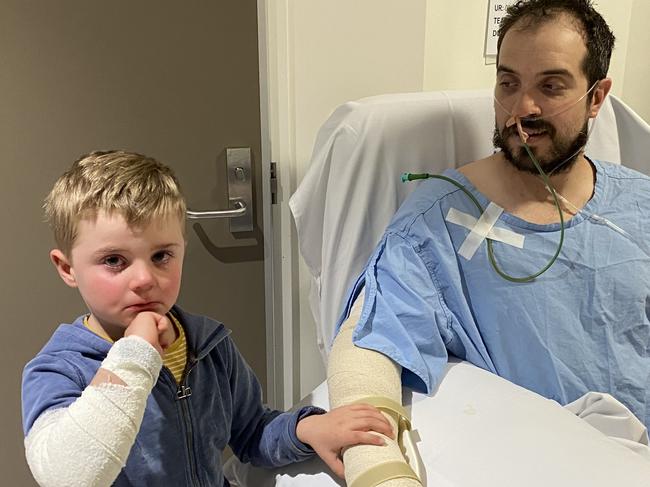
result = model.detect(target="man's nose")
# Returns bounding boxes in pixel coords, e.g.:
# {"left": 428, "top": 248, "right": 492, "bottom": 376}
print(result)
{"left": 510, "top": 90, "right": 542, "bottom": 119}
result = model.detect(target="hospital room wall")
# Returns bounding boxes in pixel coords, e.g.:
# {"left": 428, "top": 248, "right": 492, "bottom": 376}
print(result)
{"left": 265, "top": 0, "right": 427, "bottom": 403}
{"left": 422, "top": 0, "right": 650, "bottom": 123}
{"left": 622, "top": 0, "right": 650, "bottom": 123}
{"left": 266, "top": 0, "right": 650, "bottom": 402}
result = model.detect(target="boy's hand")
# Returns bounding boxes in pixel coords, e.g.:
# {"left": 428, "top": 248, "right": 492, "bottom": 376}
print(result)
{"left": 124, "top": 312, "right": 174, "bottom": 356}
{"left": 296, "top": 404, "right": 394, "bottom": 478}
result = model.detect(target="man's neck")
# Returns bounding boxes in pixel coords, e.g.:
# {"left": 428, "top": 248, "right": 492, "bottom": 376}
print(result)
{"left": 459, "top": 152, "right": 596, "bottom": 225}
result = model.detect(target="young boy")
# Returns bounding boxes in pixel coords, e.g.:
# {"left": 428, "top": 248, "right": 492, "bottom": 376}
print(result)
{"left": 21, "top": 150, "right": 392, "bottom": 487}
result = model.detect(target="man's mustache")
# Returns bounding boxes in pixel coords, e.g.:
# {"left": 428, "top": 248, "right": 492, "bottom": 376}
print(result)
{"left": 502, "top": 118, "right": 555, "bottom": 139}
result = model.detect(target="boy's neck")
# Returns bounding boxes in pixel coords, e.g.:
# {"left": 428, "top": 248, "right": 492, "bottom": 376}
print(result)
{"left": 85, "top": 314, "right": 119, "bottom": 343}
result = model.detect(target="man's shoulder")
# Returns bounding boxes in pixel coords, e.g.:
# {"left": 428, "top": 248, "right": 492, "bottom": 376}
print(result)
{"left": 595, "top": 160, "right": 650, "bottom": 206}
{"left": 392, "top": 169, "right": 460, "bottom": 212}
{"left": 597, "top": 159, "right": 650, "bottom": 183}
{"left": 388, "top": 168, "right": 475, "bottom": 237}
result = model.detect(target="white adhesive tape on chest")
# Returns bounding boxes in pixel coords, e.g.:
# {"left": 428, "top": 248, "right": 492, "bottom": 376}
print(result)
{"left": 446, "top": 202, "right": 524, "bottom": 260}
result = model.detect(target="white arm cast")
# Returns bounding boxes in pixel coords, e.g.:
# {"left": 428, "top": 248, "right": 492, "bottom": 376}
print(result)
{"left": 25, "top": 336, "right": 162, "bottom": 487}
{"left": 328, "top": 290, "right": 422, "bottom": 487}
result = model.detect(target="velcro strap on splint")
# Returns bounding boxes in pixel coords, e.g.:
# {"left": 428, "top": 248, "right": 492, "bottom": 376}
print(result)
{"left": 351, "top": 396, "right": 412, "bottom": 431}
{"left": 348, "top": 461, "right": 420, "bottom": 487}
{"left": 348, "top": 397, "right": 420, "bottom": 486}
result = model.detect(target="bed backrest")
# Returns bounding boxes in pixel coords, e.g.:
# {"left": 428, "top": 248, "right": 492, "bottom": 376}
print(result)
{"left": 289, "top": 89, "right": 650, "bottom": 360}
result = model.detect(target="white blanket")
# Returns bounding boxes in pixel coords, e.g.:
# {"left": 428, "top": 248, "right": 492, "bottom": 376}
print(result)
{"left": 225, "top": 360, "right": 650, "bottom": 486}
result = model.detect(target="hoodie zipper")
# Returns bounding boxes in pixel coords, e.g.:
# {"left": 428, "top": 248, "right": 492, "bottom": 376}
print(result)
{"left": 172, "top": 358, "right": 200, "bottom": 486}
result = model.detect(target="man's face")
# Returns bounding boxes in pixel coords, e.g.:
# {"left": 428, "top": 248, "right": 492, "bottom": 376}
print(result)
{"left": 493, "top": 15, "right": 594, "bottom": 174}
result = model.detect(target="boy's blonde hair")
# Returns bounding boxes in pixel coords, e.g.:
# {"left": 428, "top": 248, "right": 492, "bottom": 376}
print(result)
{"left": 44, "top": 150, "right": 187, "bottom": 256}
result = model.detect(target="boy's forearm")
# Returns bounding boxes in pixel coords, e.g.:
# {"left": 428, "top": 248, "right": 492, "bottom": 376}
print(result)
{"left": 225, "top": 331, "right": 325, "bottom": 468}
{"left": 243, "top": 407, "right": 325, "bottom": 468}
{"left": 24, "top": 336, "right": 162, "bottom": 487}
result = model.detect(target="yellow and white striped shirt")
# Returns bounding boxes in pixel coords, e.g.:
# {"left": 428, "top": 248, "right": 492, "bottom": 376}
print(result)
{"left": 164, "top": 313, "right": 188, "bottom": 384}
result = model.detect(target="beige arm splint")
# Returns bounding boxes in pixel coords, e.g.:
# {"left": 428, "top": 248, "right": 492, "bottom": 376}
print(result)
{"left": 328, "top": 289, "right": 423, "bottom": 487}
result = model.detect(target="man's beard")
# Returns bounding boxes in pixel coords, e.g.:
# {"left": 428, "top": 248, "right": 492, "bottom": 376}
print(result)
{"left": 493, "top": 118, "right": 589, "bottom": 175}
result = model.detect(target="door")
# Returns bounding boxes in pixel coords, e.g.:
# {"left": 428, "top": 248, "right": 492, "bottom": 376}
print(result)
{"left": 0, "top": 2, "right": 269, "bottom": 484}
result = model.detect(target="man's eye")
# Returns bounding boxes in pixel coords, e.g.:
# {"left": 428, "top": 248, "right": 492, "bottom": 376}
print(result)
{"left": 499, "top": 80, "right": 518, "bottom": 89}
{"left": 542, "top": 83, "right": 565, "bottom": 93}
{"left": 103, "top": 255, "right": 126, "bottom": 268}
{"left": 152, "top": 251, "right": 172, "bottom": 264}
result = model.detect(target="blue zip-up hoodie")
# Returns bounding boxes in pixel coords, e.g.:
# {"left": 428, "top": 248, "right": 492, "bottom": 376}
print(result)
{"left": 22, "top": 306, "right": 322, "bottom": 486}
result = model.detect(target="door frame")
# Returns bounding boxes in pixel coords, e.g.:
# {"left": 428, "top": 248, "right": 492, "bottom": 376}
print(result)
{"left": 259, "top": 0, "right": 304, "bottom": 410}
{"left": 258, "top": 0, "right": 292, "bottom": 410}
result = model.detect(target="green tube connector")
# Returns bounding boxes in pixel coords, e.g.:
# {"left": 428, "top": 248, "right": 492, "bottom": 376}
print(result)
{"left": 401, "top": 172, "right": 432, "bottom": 182}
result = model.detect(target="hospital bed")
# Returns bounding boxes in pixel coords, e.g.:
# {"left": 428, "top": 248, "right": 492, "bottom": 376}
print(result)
{"left": 225, "top": 90, "right": 650, "bottom": 486}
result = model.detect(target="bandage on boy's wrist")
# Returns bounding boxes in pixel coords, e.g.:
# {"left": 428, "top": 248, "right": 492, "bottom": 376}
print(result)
{"left": 100, "top": 335, "right": 163, "bottom": 388}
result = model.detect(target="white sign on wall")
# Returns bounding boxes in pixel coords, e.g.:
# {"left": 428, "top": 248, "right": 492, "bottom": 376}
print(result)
{"left": 485, "top": 0, "right": 518, "bottom": 58}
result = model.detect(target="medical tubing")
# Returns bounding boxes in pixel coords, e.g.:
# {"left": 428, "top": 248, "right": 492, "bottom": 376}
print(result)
{"left": 402, "top": 151, "right": 565, "bottom": 283}
{"left": 546, "top": 185, "right": 650, "bottom": 257}
{"left": 493, "top": 80, "right": 599, "bottom": 124}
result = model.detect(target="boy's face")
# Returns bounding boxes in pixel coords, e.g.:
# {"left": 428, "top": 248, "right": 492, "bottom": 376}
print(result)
{"left": 51, "top": 211, "right": 185, "bottom": 340}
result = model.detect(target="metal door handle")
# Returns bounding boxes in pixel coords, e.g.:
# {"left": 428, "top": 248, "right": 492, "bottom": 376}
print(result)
{"left": 185, "top": 148, "right": 254, "bottom": 232}
{"left": 186, "top": 199, "right": 247, "bottom": 220}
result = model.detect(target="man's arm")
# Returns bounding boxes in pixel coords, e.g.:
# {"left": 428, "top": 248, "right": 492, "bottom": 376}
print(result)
{"left": 328, "top": 289, "right": 422, "bottom": 487}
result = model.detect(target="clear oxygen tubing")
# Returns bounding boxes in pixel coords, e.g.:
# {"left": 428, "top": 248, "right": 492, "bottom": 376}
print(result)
{"left": 550, "top": 190, "right": 631, "bottom": 237}
{"left": 403, "top": 81, "right": 601, "bottom": 283}
{"left": 543, "top": 185, "right": 650, "bottom": 259}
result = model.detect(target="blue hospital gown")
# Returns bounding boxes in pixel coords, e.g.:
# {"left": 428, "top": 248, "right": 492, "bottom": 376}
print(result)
{"left": 338, "top": 158, "right": 650, "bottom": 428}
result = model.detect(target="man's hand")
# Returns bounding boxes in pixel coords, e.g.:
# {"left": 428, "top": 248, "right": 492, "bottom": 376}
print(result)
{"left": 124, "top": 311, "right": 175, "bottom": 356}
{"left": 296, "top": 404, "right": 394, "bottom": 478}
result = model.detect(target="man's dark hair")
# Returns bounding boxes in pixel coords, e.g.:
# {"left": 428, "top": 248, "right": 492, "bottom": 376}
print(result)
{"left": 497, "top": 0, "right": 615, "bottom": 89}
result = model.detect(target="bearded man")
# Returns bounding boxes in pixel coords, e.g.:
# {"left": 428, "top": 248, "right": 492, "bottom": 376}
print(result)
{"left": 326, "top": 1, "right": 650, "bottom": 486}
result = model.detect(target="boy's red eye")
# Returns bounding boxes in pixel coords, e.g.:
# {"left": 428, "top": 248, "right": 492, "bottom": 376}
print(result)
{"left": 152, "top": 251, "right": 172, "bottom": 264}
{"left": 103, "top": 255, "right": 125, "bottom": 268}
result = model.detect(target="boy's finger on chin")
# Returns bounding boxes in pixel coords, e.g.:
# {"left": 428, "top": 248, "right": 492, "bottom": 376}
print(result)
{"left": 157, "top": 315, "right": 172, "bottom": 331}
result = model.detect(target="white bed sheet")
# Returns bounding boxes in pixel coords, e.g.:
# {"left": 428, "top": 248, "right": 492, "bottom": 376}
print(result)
{"left": 225, "top": 359, "right": 650, "bottom": 486}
